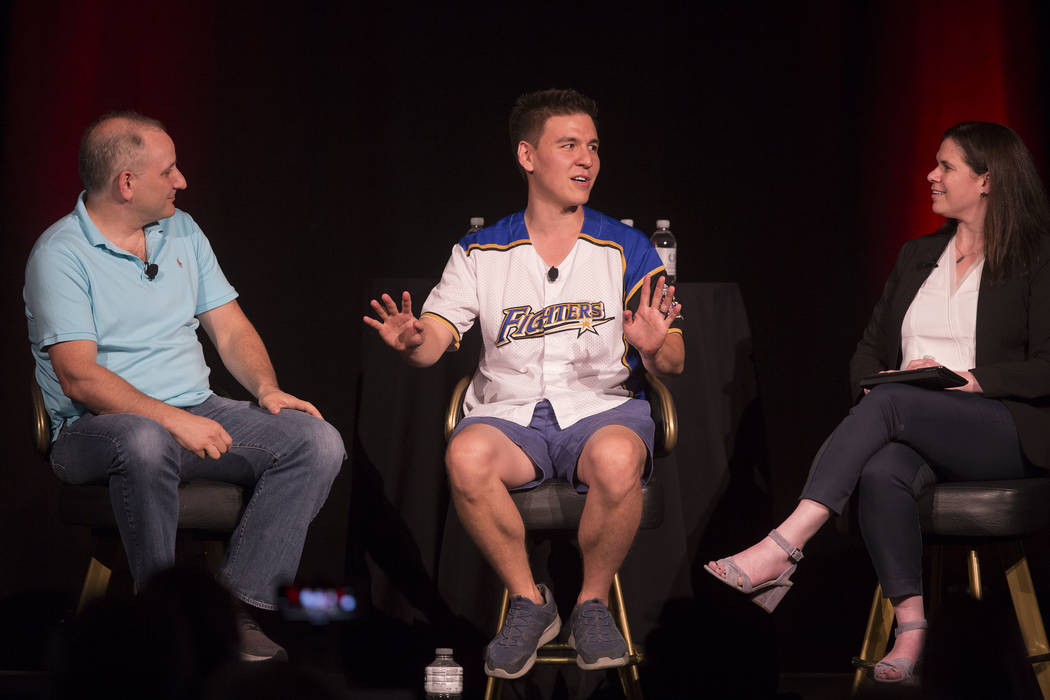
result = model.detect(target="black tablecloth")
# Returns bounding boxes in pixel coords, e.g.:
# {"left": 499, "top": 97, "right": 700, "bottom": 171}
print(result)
{"left": 352, "top": 280, "right": 766, "bottom": 696}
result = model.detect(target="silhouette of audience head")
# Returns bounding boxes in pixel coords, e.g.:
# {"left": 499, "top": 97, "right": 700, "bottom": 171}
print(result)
{"left": 54, "top": 565, "right": 238, "bottom": 699}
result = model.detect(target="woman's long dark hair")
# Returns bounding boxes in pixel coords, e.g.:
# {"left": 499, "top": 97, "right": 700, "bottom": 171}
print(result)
{"left": 941, "top": 122, "right": 1050, "bottom": 281}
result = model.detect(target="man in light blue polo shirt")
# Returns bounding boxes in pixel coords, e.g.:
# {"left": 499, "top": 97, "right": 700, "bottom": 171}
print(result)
{"left": 23, "top": 112, "right": 345, "bottom": 661}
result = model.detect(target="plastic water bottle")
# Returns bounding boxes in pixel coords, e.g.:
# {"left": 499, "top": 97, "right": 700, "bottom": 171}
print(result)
{"left": 651, "top": 219, "right": 677, "bottom": 284}
{"left": 424, "top": 648, "right": 463, "bottom": 699}
{"left": 620, "top": 218, "right": 634, "bottom": 227}
{"left": 468, "top": 217, "right": 484, "bottom": 234}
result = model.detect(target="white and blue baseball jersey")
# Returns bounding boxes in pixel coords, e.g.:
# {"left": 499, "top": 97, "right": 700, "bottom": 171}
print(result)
{"left": 421, "top": 206, "right": 681, "bottom": 429}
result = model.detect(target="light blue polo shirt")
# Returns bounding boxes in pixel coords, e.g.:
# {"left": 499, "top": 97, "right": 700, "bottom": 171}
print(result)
{"left": 24, "top": 192, "right": 239, "bottom": 441}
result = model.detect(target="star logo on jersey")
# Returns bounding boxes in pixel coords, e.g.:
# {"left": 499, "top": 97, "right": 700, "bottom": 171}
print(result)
{"left": 495, "top": 301, "right": 614, "bottom": 346}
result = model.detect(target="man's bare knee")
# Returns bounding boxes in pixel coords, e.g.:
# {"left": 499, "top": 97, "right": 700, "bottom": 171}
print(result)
{"left": 579, "top": 429, "right": 646, "bottom": 500}
{"left": 446, "top": 431, "right": 498, "bottom": 492}
{"left": 446, "top": 424, "right": 534, "bottom": 494}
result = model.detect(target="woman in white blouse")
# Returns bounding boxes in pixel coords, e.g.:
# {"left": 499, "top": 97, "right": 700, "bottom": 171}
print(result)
{"left": 706, "top": 122, "right": 1050, "bottom": 683}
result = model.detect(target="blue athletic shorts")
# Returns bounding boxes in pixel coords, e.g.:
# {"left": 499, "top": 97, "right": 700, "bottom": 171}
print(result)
{"left": 450, "top": 398, "right": 655, "bottom": 493}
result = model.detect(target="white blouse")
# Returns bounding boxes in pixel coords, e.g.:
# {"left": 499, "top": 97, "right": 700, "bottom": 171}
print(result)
{"left": 900, "top": 236, "right": 984, "bottom": 372}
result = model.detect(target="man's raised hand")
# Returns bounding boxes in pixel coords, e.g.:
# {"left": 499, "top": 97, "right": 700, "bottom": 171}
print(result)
{"left": 363, "top": 291, "right": 426, "bottom": 353}
{"left": 623, "top": 274, "right": 681, "bottom": 356}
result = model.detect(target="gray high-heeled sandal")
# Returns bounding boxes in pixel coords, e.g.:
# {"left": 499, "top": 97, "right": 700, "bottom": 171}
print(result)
{"left": 703, "top": 529, "right": 804, "bottom": 613}
{"left": 873, "top": 619, "right": 928, "bottom": 683}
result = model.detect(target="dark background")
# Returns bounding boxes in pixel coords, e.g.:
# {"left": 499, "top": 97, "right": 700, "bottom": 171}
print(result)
{"left": 3, "top": 0, "right": 1050, "bottom": 690}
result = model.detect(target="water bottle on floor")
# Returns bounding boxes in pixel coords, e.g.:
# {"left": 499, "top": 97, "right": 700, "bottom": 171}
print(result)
{"left": 425, "top": 647, "right": 463, "bottom": 699}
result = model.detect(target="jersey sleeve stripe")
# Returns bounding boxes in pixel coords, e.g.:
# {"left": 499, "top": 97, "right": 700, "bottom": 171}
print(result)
{"left": 578, "top": 234, "right": 626, "bottom": 271}
{"left": 420, "top": 312, "right": 462, "bottom": 348}
{"left": 625, "top": 264, "right": 666, "bottom": 306}
{"left": 464, "top": 239, "right": 531, "bottom": 256}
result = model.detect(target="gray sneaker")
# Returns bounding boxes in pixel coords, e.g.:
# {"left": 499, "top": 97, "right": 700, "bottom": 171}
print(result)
{"left": 237, "top": 609, "right": 288, "bottom": 662}
{"left": 568, "top": 599, "right": 628, "bottom": 670}
{"left": 484, "top": 583, "right": 561, "bottom": 679}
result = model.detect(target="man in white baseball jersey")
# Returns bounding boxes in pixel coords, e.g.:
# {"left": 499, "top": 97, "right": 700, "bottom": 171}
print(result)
{"left": 364, "top": 89, "right": 683, "bottom": 679}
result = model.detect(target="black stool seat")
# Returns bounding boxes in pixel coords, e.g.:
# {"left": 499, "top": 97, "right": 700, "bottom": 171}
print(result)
{"left": 464, "top": 374, "right": 676, "bottom": 700}
{"left": 510, "top": 481, "right": 664, "bottom": 531}
{"left": 60, "top": 481, "right": 247, "bottom": 532}
{"left": 918, "top": 477, "right": 1050, "bottom": 538}
{"left": 31, "top": 379, "right": 249, "bottom": 613}
{"left": 853, "top": 476, "right": 1050, "bottom": 697}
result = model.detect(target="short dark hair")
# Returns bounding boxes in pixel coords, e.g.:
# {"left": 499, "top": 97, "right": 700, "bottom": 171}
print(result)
{"left": 508, "top": 89, "right": 598, "bottom": 173}
{"left": 941, "top": 121, "right": 1050, "bottom": 281}
{"left": 78, "top": 111, "right": 166, "bottom": 193}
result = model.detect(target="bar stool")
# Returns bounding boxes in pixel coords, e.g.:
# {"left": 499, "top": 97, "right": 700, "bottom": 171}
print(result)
{"left": 850, "top": 477, "right": 1050, "bottom": 697}
{"left": 31, "top": 380, "right": 247, "bottom": 612}
{"left": 444, "top": 374, "right": 676, "bottom": 700}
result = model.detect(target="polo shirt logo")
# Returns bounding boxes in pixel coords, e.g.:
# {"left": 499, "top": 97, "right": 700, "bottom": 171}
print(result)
{"left": 495, "top": 301, "right": 614, "bottom": 347}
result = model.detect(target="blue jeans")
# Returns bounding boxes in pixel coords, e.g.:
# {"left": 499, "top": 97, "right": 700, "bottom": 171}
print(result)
{"left": 50, "top": 395, "right": 345, "bottom": 609}
{"left": 801, "top": 383, "right": 1038, "bottom": 598}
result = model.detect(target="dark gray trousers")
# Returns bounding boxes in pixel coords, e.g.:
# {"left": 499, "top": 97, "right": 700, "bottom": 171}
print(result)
{"left": 801, "top": 383, "right": 1038, "bottom": 598}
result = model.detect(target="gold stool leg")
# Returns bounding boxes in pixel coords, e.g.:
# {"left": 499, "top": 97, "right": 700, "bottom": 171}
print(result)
{"left": 1003, "top": 544, "right": 1050, "bottom": 699}
{"left": 851, "top": 584, "right": 894, "bottom": 696}
{"left": 966, "top": 548, "right": 983, "bottom": 600}
{"left": 76, "top": 556, "right": 112, "bottom": 615}
{"left": 609, "top": 573, "right": 643, "bottom": 699}
{"left": 483, "top": 588, "right": 511, "bottom": 700}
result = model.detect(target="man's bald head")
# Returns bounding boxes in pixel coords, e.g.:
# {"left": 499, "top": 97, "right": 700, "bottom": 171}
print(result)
{"left": 78, "top": 112, "right": 167, "bottom": 194}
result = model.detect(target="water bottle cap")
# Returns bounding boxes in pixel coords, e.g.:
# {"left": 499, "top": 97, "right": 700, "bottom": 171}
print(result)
{"left": 435, "top": 647, "right": 453, "bottom": 655}
{"left": 620, "top": 218, "right": 634, "bottom": 227}
{"left": 656, "top": 219, "right": 670, "bottom": 229}
{"left": 469, "top": 217, "right": 484, "bottom": 227}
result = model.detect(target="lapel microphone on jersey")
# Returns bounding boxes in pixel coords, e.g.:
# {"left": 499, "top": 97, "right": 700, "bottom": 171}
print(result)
{"left": 145, "top": 262, "right": 159, "bottom": 280}
{"left": 547, "top": 267, "right": 559, "bottom": 282}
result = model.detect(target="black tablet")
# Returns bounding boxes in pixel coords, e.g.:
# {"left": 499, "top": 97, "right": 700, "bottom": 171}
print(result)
{"left": 859, "top": 366, "right": 967, "bottom": 390}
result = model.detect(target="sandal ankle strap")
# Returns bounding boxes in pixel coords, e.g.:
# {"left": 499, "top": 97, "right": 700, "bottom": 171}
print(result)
{"left": 894, "top": 619, "right": 928, "bottom": 636}
{"left": 767, "top": 530, "right": 804, "bottom": 562}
